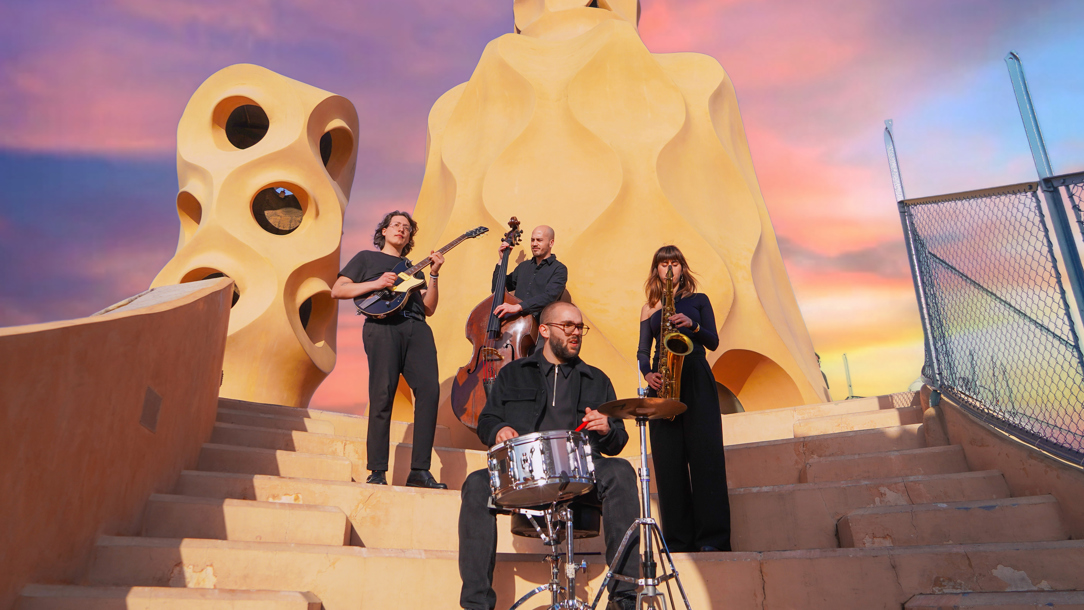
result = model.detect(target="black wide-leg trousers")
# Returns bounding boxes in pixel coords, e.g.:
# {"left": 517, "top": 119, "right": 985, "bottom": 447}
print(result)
{"left": 362, "top": 316, "right": 440, "bottom": 472}
{"left": 649, "top": 354, "right": 732, "bottom": 552}
{"left": 458, "top": 458, "right": 641, "bottom": 610}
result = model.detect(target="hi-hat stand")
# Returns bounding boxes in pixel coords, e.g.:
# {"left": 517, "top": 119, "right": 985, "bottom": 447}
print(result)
{"left": 591, "top": 397, "right": 693, "bottom": 610}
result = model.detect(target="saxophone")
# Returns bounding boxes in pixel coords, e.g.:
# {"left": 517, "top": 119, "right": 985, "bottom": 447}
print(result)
{"left": 657, "top": 266, "right": 694, "bottom": 399}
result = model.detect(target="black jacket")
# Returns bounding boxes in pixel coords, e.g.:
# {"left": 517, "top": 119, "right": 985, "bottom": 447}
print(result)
{"left": 477, "top": 349, "right": 628, "bottom": 456}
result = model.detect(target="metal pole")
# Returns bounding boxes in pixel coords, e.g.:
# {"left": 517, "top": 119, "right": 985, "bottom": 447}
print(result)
{"left": 885, "top": 119, "right": 943, "bottom": 388}
{"left": 1006, "top": 52, "right": 1084, "bottom": 335}
{"left": 1005, "top": 52, "right": 1053, "bottom": 179}
{"left": 843, "top": 353, "right": 854, "bottom": 399}
{"left": 884, "top": 119, "right": 907, "bottom": 202}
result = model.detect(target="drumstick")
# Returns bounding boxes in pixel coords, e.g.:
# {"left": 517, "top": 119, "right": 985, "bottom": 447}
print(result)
{"left": 574, "top": 421, "right": 588, "bottom": 432}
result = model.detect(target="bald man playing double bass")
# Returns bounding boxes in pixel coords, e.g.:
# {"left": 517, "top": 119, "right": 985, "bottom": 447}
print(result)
{"left": 491, "top": 225, "right": 568, "bottom": 321}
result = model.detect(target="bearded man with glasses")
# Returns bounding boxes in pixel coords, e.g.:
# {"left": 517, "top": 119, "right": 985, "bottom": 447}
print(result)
{"left": 457, "top": 301, "right": 641, "bottom": 610}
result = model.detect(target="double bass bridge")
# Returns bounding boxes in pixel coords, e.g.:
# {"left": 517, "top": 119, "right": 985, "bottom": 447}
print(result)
{"left": 481, "top": 347, "right": 504, "bottom": 362}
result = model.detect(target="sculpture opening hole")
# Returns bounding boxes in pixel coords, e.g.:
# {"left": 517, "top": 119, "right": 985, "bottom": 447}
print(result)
{"left": 225, "top": 104, "right": 269, "bottom": 149}
{"left": 300, "top": 292, "right": 333, "bottom": 346}
{"left": 717, "top": 382, "right": 744, "bottom": 415}
{"left": 252, "top": 186, "right": 303, "bottom": 235}
{"left": 588, "top": 0, "right": 599, "bottom": 7}
{"left": 319, "top": 126, "right": 353, "bottom": 182}
{"left": 300, "top": 296, "right": 313, "bottom": 328}
{"left": 183, "top": 269, "right": 240, "bottom": 307}
{"left": 177, "top": 191, "right": 202, "bottom": 244}
{"left": 320, "top": 132, "right": 333, "bottom": 166}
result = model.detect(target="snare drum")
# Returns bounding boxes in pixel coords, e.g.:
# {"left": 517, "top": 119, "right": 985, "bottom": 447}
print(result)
{"left": 487, "top": 430, "right": 595, "bottom": 507}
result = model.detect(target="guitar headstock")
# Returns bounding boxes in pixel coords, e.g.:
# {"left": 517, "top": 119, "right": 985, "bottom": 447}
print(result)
{"left": 465, "top": 226, "right": 489, "bottom": 239}
{"left": 505, "top": 217, "right": 523, "bottom": 247}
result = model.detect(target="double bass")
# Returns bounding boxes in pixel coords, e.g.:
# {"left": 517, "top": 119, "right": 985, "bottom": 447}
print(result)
{"left": 451, "top": 217, "right": 538, "bottom": 429}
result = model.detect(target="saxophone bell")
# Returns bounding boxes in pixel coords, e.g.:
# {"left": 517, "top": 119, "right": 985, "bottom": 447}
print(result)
{"left": 664, "top": 331, "right": 694, "bottom": 356}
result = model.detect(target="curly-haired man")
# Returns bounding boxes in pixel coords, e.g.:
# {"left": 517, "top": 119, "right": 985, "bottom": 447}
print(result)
{"left": 331, "top": 210, "right": 448, "bottom": 489}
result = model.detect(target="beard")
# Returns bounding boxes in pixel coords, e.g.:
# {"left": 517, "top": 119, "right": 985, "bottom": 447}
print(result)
{"left": 548, "top": 333, "right": 581, "bottom": 361}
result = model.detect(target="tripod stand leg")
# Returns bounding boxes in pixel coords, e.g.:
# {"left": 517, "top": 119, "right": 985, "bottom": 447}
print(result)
{"left": 587, "top": 518, "right": 644, "bottom": 610}
{"left": 648, "top": 524, "right": 693, "bottom": 610}
{"left": 508, "top": 584, "right": 554, "bottom": 610}
{"left": 636, "top": 589, "right": 669, "bottom": 610}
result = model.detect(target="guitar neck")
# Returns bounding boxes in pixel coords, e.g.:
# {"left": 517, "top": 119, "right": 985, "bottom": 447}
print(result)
{"left": 404, "top": 232, "right": 472, "bottom": 275}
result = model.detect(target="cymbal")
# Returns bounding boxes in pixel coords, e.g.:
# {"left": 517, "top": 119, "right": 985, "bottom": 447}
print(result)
{"left": 596, "top": 397, "right": 686, "bottom": 420}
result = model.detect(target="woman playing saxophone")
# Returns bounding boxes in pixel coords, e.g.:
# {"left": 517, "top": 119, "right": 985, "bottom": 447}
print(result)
{"left": 637, "top": 245, "right": 732, "bottom": 553}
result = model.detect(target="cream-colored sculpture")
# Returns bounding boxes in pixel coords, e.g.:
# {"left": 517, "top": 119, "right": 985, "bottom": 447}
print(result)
{"left": 412, "top": 0, "right": 827, "bottom": 422}
{"left": 153, "top": 64, "right": 358, "bottom": 408}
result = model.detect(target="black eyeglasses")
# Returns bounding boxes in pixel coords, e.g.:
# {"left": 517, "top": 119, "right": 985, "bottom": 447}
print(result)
{"left": 545, "top": 322, "right": 590, "bottom": 335}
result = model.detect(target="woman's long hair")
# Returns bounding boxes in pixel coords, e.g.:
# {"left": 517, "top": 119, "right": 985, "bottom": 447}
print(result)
{"left": 644, "top": 245, "right": 698, "bottom": 307}
{"left": 372, "top": 210, "right": 418, "bottom": 257}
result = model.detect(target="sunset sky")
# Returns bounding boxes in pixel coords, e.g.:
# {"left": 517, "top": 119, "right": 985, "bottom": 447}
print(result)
{"left": 2, "top": 1, "right": 1082, "bottom": 413}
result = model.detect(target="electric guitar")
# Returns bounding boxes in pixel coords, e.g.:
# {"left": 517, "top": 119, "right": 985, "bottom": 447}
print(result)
{"left": 354, "top": 226, "right": 489, "bottom": 318}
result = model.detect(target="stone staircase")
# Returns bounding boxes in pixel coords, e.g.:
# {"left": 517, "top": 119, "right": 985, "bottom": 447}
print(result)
{"left": 15, "top": 394, "right": 1084, "bottom": 609}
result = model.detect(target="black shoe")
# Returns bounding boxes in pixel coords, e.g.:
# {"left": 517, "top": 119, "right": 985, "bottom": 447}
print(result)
{"left": 699, "top": 544, "right": 730, "bottom": 552}
{"left": 606, "top": 595, "right": 636, "bottom": 610}
{"left": 365, "top": 470, "right": 387, "bottom": 485}
{"left": 405, "top": 469, "right": 448, "bottom": 489}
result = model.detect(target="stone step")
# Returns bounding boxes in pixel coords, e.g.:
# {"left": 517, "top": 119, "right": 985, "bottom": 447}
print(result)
{"left": 219, "top": 397, "right": 453, "bottom": 447}
{"left": 802, "top": 445, "right": 969, "bottom": 484}
{"left": 906, "top": 591, "right": 1084, "bottom": 608}
{"left": 730, "top": 470, "right": 1010, "bottom": 551}
{"left": 14, "top": 585, "right": 320, "bottom": 609}
{"left": 724, "top": 424, "right": 927, "bottom": 488}
{"left": 86, "top": 536, "right": 1084, "bottom": 610}
{"left": 216, "top": 408, "right": 336, "bottom": 435}
{"left": 208, "top": 422, "right": 486, "bottom": 488}
{"left": 722, "top": 392, "right": 920, "bottom": 444}
{"left": 172, "top": 468, "right": 1012, "bottom": 555}
{"left": 793, "top": 405, "right": 925, "bottom": 438}
{"left": 838, "top": 495, "right": 1068, "bottom": 548}
{"left": 142, "top": 493, "right": 350, "bottom": 546}
{"left": 212, "top": 417, "right": 892, "bottom": 496}
{"left": 172, "top": 470, "right": 604, "bottom": 554}
{"left": 197, "top": 443, "right": 353, "bottom": 482}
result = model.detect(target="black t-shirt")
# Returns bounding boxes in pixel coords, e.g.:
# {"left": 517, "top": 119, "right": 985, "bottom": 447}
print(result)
{"left": 538, "top": 358, "right": 579, "bottom": 432}
{"left": 339, "top": 250, "right": 427, "bottom": 319}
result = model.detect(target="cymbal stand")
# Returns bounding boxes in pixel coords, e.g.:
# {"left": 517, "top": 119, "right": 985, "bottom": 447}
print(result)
{"left": 589, "top": 414, "right": 692, "bottom": 610}
{"left": 508, "top": 503, "right": 589, "bottom": 610}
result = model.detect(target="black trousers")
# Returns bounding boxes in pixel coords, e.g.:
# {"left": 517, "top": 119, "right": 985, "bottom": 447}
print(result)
{"left": 362, "top": 317, "right": 440, "bottom": 471}
{"left": 459, "top": 458, "right": 640, "bottom": 610}
{"left": 649, "top": 354, "right": 732, "bottom": 552}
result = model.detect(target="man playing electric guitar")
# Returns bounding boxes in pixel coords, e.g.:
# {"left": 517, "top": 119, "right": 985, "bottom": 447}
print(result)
{"left": 331, "top": 209, "right": 448, "bottom": 489}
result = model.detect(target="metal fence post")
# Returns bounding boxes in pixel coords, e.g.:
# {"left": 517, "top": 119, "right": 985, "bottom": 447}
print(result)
{"left": 885, "top": 119, "right": 942, "bottom": 389}
{"left": 1006, "top": 52, "right": 1084, "bottom": 333}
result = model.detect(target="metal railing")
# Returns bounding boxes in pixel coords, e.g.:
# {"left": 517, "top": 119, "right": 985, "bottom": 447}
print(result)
{"left": 899, "top": 181, "right": 1084, "bottom": 463}
{"left": 885, "top": 53, "right": 1084, "bottom": 467}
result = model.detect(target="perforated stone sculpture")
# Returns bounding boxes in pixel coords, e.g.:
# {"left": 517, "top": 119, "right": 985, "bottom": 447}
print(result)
{"left": 412, "top": 0, "right": 827, "bottom": 422}
{"left": 153, "top": 64, "right": 358, "bottom": 408}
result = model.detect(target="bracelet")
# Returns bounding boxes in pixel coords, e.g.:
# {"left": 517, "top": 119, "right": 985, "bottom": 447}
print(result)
{"left": 692, "top": 322, "right": 700, "bottom": 333}
{"left": 429, "top": 273, "right": 439, "bottom": 279}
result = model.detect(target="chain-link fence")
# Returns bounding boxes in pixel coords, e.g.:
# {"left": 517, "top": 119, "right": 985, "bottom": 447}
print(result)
{"left": 1051, "top": 171, "right": 1084, "bottom": 243}
{"left": 901, "top": 179, "right": 1084, "bottom": 464}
